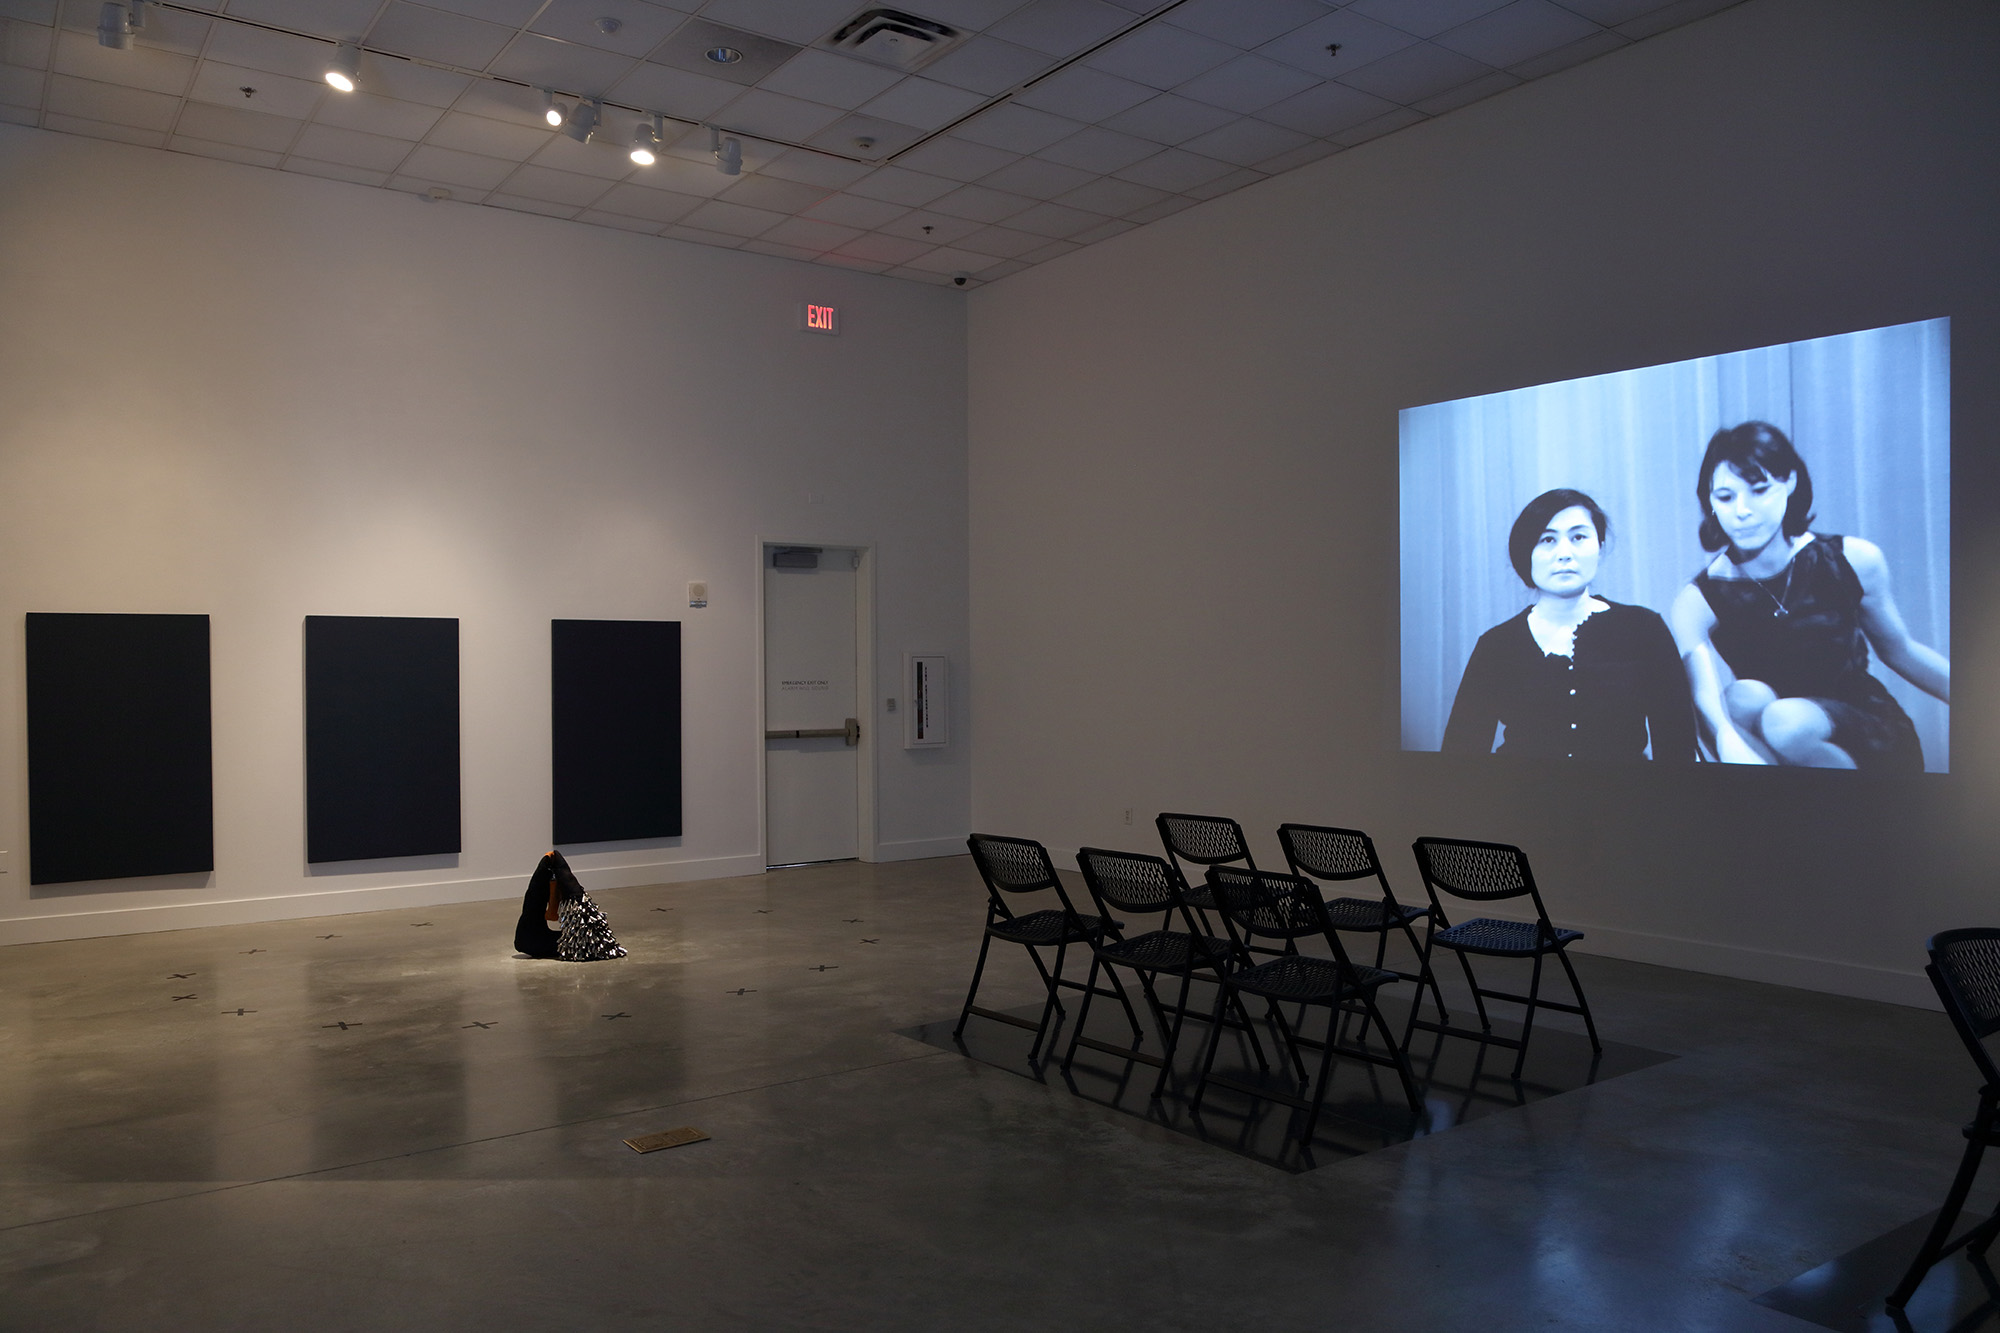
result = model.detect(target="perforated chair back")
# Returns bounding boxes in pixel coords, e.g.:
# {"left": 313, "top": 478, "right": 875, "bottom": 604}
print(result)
{"left": 1929, "top": 929, "right": 2000, "bottom": 1089}
{"left": 1278, "top": 824, "right": 1381, "bottom": 882}
{"left": 1157, "top": 813, "right": 1255, "bottom": 869}
{"left": 1412, "top": 836, "right": 1535, "bottom": 903}
{"left": 1076, "top": 847, "right": 1188, "bottom": 918}
{"left": 1206, "top": 866, "right": 1326, "bottom": 944}
{"left": 968, "top": 833, "right": 1062, "bottom": 898}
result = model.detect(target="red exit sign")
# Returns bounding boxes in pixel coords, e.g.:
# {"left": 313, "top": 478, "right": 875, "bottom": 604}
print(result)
{"left": 801, "top": 302, "right": 839, "bottom": 335}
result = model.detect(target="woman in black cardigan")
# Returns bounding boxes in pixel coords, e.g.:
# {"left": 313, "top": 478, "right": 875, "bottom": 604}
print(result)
{"left": 1442, "top": 489, "right": 1694, "bottom": 762}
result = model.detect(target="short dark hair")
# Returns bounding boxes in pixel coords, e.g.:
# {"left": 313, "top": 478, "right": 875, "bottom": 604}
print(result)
{"left": 1697, "top": 421, "right": 1814, "bottom": 552}
{"left": 1507, "top": 488, "right": 1608, "bottom": 586}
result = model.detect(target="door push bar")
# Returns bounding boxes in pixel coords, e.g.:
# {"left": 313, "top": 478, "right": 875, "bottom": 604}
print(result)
{"left": 765, "top": 718, "right": 860, "bottom": 746}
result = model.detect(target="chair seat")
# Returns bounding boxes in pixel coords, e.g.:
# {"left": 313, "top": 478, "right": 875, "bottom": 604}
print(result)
{"left": 1181, "top": 883, "right": 1215, "bottom": 911}
{"left": 1323, "top": 897, "right": 1427, "bottom": 931}
{"left": 988, "top": 909, "right": 1106, "bottom": 946}
{"left": 1435, "top": 917, "right": 1581, "bottom": 956}
{"left": 1097, "top": 929, "right": 1230, "bottom": 972}
{"left": 1228, "top": 953, "right": 1395, "bottom": 1003}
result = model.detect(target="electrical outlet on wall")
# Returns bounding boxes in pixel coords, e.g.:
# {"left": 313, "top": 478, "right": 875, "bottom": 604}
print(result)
{"left": 1122, "top": 808, "right": 1132, "bottom": 825}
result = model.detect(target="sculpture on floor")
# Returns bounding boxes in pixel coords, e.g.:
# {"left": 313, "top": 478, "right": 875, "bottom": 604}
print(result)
{"left": 514, "top": 849, "right": 627, "bottom": 961}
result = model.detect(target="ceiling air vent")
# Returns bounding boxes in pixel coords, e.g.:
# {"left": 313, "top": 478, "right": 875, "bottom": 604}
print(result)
{"left": 828, "top": 9, "right": 963, "bottom": 72}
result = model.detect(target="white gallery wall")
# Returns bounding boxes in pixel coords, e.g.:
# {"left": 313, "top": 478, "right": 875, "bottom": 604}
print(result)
{"left": 0, "top": 126, "right": 970, "bottom": 944}
{"left": 966, "top": 0, "right": 2000, "bottom": 1006}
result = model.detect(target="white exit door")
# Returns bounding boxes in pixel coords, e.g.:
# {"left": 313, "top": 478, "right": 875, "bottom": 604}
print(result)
{"left": 765, "top": 546, "right": 859, "bottom": 866}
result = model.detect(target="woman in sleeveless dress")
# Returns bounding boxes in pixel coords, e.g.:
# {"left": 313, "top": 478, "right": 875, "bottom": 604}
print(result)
{"left": 1667, "top": 422, "right": 1949, "bottom": 769}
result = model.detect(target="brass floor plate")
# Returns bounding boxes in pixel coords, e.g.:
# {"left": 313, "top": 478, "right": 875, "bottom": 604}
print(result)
{"left": 624, "top": 1126, "right": 709, "bottom": 1153}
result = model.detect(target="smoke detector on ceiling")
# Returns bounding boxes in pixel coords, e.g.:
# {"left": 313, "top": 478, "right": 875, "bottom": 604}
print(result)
{"left": 828, "top": 8, "right": 963, "bottom": 72}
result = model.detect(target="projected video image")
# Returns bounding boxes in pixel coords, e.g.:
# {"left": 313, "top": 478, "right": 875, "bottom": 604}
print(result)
{"left": 1400, "top": 318, "right": 1949, "bottom": 772}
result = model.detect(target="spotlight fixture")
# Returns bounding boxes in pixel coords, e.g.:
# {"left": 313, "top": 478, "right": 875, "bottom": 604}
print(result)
{"left": 96, "top": 1, "right": 132, "bottom": 50}
{"left": 629, "top": 114, "right": 661, "bottom": 166}
{"left": 562, "top": 98, "right": 600, "bottom": 144}
{"left": 540, "top": 88, "right": 563, "bottom": 127}
{"left": 324, "top": 41, "right": 361, "bottom": 92}
{"left": 709, "top": 124, "right": 741, "bottom": 177}
{"left": 704, "top": 45, "right": 744, "bottom": 65}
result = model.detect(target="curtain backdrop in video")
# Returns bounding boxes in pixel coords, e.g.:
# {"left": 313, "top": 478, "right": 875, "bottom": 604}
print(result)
{"left": 1400, "top": 318, "right": 1949, "bottom": 772}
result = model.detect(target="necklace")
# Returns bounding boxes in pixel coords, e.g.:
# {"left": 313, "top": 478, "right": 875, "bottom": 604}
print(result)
{"left": 1748, "top": 560, "right": 1795, "bottom": 617}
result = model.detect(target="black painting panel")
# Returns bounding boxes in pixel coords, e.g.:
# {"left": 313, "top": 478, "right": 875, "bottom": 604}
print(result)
{"left": 552, "top": 619, "right": 681, "bottom": 845}
{"left": 27, "top": 613, "right": 214, "bottom": 885}
{"left": 305, "top": 616, "right": 459, "bottom": 863}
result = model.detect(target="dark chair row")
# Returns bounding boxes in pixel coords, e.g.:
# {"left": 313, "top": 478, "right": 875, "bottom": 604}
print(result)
{"left": 955, "top": 819, "right": 1603, "bottom": 1145}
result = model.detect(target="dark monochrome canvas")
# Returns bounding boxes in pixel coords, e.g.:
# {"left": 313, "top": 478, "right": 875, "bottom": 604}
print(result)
{"left": 27, "top": 613, "right": 214, "bottom": 884}
{"left": 305, "top": 615, "right": 460, "bottom": 863}
{"left": 551, "top": 619, "right": 681, "bottom": 845}
{"left": 1401, "top": 318, "right": 1949, "bottom": 773}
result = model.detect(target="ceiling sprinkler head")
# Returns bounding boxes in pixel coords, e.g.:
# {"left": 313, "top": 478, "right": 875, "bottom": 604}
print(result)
{"left": 852, "top": 135, "right": 876, "bottom": 151}
{"left": 595, "top": 16, "right": 622, "bottom": 34}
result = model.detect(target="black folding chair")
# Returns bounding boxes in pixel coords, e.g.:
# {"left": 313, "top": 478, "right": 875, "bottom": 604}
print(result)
{"left": 1063, "top": 847, "right": 1266, "bottom": 1099}
{"left": 1409, "top": 837, "right": 1601, "bottom": 1079}
{"left": 1279, "top": 823, "right": 1449, "bottom": 1028}
{"left": 956, "top": 834, "right": 1138, "bottom": 1064}
{"left": 1888, "top": 929, "right": 2000, "bottom": 1310}
{"left": 1157, "top": 812, "right": 1265, "bottom": 949}
{"left": 1193, "top": 867, "right": 1423, "bottom": 1144}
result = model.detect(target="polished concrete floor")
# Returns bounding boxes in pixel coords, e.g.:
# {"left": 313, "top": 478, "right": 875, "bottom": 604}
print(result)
{"left": 0, "top": 855, "right": 1985, "bottom": 1330}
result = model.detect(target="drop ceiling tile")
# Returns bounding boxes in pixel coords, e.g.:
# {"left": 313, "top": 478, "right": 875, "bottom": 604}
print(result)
{"left": 0, "top": 103, "right": 39, "bottom": 125}
{"left": 664, "top": 224, "right": 745, "bottom": 248}
{"left": 397, "top": 142, "right": 517, "bottom": 189}
{"left": 856, "top": 75, "right": 985, "bottom": 130}
{"left": 314, "top": 91, "right": 444, "bottom": 139}
{"left": 1163, "top": 0, "right": 1328, "bottom": 47}
{"left": 1181, "top": 163, "right": 1263, "bottom": 198}
{"left": 739, "top": 237, "right": 820, "bottom": 261}
{"left": 813, "top": 252, "right": 893, "bottom": 273}
{"left": 1333, "top": 104, "right": 1425, "bottom": 145}
{"left": 222, "top": 0, "right": 380, "bottom": 42}
{"left": 293, "top": 122, "right": 414, "bottom": 170}
{"left": 190, "top": 62, "right": 327, "bottom": 120}
{"left": 1621, "top": 0, "right": 1746, "bottom": 35}
{"left": 1258, "top": 79, "right": 1396, "bottom": 136}
{"left": 1017, "top": 237, "right": 1077, "bottom": 264}
{"left": 1003, "top": 198, "right": 1103, "bottom": 237}
{"left": 901, "top": 244, "right": 989, "bottom": 274}
{"left": 877, "top": 208, "right": 981, "bottom": 243}
{"left": 922, "top": 36, "right": 1050, "bottom": 96}
{"left": 1257, "top": 10, "right": 1420, "bottom": 78}
{"left": 1563, "top": 0, "right": 1685, "bottom": 21}
{"left": 489, "top": 33, "right": 639, "bottom": 94}
{"left": 926, "top": 182, "right": 1035, "bottom": 222}
{"left": 893, "top": 134, "right": 1019, "bottom": 181}
{"left": 698, "top": 0, "right": 854, "bottom": 46}
{"left": 364, "top": 4, "right": 515, "bottom": 70}
{"left": 1054, "top": 174, "right": 1165, "bottom": 216}
{"left": 845, "top": 166, "right": 959, "bottom": 205}
{"left": 283, "top": 157, "right": 390, "bottom": 186}
{"left": 974, "top": 256, "right": 1032, "bottom": 279}
{"left": 955, "top": 223, "right": 1044, "bottom": 257}
{"left": 760, "top": 49, "right": 903, "bottom": 109}
{"left": 5, "top": 19, "right": 52, "bottom": 67}
{"left": 1338, "top": 43, "right": 1494, "bottom": 104}
{"left": 803, "top": 112, "right": 925, "bottom": 158}
{"left": 1037, "top": 124, "right": 1160, "bottom": 173}
{"left": 1100, "top": 92, "right": 1233, "bottom": 145}
{"left": 1506, "top": 28, "right": 1626, "bottom": 78}
{"left": 1347, "top": 0, "right": 1513, "bottom": 39}
{"left": 503, "top": 162, "right": 616, "bottom": 205}
{"left": 486, "top": 193, "right": 584, "bottom": 218}
{"left": 1177, "top": 115, "right": 1308, "bottom": 167}
{"left": 592, "top": 179, "right": 705, "bottom": 222}
{"left": 830, "top": 232, "right": 934, "bottom": 265}
{"left": 951, "top": 101, "right": 1080, "bottom": 153}
{"left": 1253, "top": 138, "right": 1340, "bottom": 173}
{"left": 629, "top": 152, "right": 737, "bottom": 196}
{"left": 1413, "top": 67, "right": 1519, "bottom": 114}
{"left": 42, "top": 111, "right": 165, "bottom": 145}
{"left": 52, "top": 28, "right": 191, "bottom": 95}
{"left": 1121, "top": 193, "right": 1195, "bottom": 223}
{"left": 360, "top": 57, "right": 471, "bottom": 108}
{"left": 761, "top": 147, "right": 875, "bottom": 188}
{"left": 1111, "top": 145, "right": 1233, "bottom": 191}
{"left": 1435, "top": 0, "right": 1601, "bottom": 67}
{"left": 529, "top": 0, "right": 690, "bottom": 57}
{"left": 0, "top": 0, "right": 54, "bottom": 22}
{"left": 1010, "top": 64, "right": 1152, "bottom": 120}
{"left": 0, "top": 65, "right": 43, "bottom": 107}
{"left": 713, "top": 87, "right": 843, "bottom": 140}
{"left": 717, "top": 173, "right": 830, "bottom": 211}
{"left": 680, "top": 197, "right": 786, "bottom": 236}
{"left": 979, "top": 154, "right": 1097, "bottom": 199}
{"left": 800, "top": 190, "right": 908, "bottom": 227}
{"left": 1068, "top": 216, "right": 1136, "bottom": 244}
{"left": 652, "top": 18, "right": 800, "bottom": 86}
{"left": 171, "top": 136, "right": 284, "bottom": 168}
{"left": 1085, "top": 24, "right": 1234, "bottom": 90}
{"left": 175, "top": 100, "right": 302, "bottom": 150}
{"left": 759, "top": 215, "right": 863, "bottom": 251}
{"left": 426, "top": 108, "right": 548, "bottom": 158}
{"left": 532, "top": 132, "right": 641, "bottom": 179}
{"left": 47, "top": 75, "right": 180, "bottom": 129}
{"left": 575, "top": 208, "right": 668, "bottom": 233}
{"left": 1175, "top": 54, "right": 1320, "bottom": 115}
{"left": 200, "top": 21, "right": 327, "bottom": 83}
{"left": 607, "top": 61, "right": 740, "bottom": 119}
{"left": 128, "top": 7, "right": 213, "bottom": 57}
{"left": 986, "top": 0, "right": 1131, "bottom": 57}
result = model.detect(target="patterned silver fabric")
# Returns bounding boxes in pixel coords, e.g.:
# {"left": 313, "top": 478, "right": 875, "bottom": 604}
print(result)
{"left": 555, "top": 891, "right": 627, "bottom": 961}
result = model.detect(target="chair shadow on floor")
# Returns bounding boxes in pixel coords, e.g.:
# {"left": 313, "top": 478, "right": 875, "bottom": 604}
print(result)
{"left": 899, "top": 980, "right": 1673, "bottom": 1174}
{"left": 1756, "top": 1211, "right": 2000, "bottom": 1333}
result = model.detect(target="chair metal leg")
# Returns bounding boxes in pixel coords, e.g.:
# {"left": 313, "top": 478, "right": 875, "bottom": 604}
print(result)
{"left": 1152, "top": 972, "right": 1197, "bottom": 1100}
{"left": 1025, "top": 940, "right": 1066, "bottom": 1064}
{"left": 1297, "top": 1006, "right": 1344, "bottom": 1145}
{"left": 1190, "top": 983, "right": 1233, "bottom": 1117}
{"left": 1102, "top": 960, "right": 1144, "bottom": 1040}
{"left": 1366, "top": 995, "right": 1424, "bottom": 1111}
{"left": 1060, "top": 955, "right": 1105, "bottom": 1072}
{"left": 1555, "top": 947, "right": 1602, "bottom": 1053}
{"left": 1511, "top": 951, "right": 1547, "bottom": 1080}
{"left": 1889, "top": 1123, "right": 1993, "bottom": 1308}
{"left": 1456, "top": 948, "right": 1491, "bottom": 1032}
{"left": 1401, "top": 919, "right": 1450, "bottom": 1027}
{"left": 953, "top": 932, "right": 995, "bottom": 1039}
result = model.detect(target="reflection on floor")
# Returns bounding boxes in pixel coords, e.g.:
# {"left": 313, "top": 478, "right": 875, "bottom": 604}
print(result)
{"left": 1757, "top": 1211, "right": 2000, "bottom": 1333}
{"left": 904, "top": 994, "right": 1674, "bottom": 1172}
{"left": 0, "top": 854, "right": 1984, "bottom": 1329}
